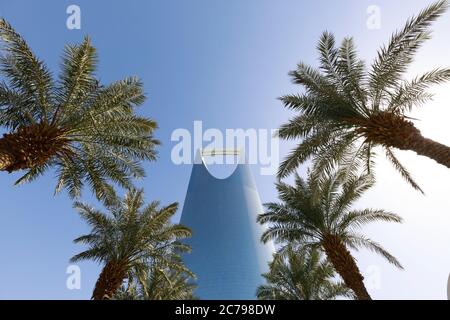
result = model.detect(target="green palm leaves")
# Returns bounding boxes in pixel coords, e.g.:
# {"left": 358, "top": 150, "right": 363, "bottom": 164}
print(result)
{"left": 0, "top": 17, "right": 196, "bottom": 301}
{"left": 258, "top": 169, "right": 402, "bottom": 300}
{"left": 257, "top": 247, "right": 351, "bottom": 300}
{"left": 114, "top": 266, "right": 197, "bottom": 300}
{"left": 278, "top": 0, "right": 450, "bottom": 192}
{"left": 71, "top": 189, "right": 192, "bottom": 300}
{"left": 271, "top": 2, "right": 450, "bottom": 299}
{"left": 0, "top": 19, "right": 158, "bottom": 203}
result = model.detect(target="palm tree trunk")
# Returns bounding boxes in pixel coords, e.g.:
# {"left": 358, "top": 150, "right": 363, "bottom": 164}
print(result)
{"left": 399, "top": 134, "right": 450, "bottom": 168}
{"left": 0, "top": 124, "right": 71, "bottom": 173}
{"left": 0, "top": 148, "right": 14, "bottom": 172}
{"left": 355, "top": 112, "right": 450, "bottom": 168}
{"left": 92, "top": 260, "right": 128, "bottom": 300}
{"left": 322, "top": 234, "right": 371, "bottom": 300}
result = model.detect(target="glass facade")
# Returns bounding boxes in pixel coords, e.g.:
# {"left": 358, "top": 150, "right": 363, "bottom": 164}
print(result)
{"left": 180, "top": 154, "right": 275, "bottom": 299}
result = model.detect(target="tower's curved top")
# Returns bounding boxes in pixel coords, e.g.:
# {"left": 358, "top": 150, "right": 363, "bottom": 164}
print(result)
{"left": 180, "top": 149, "right": 274, "bottom": 299}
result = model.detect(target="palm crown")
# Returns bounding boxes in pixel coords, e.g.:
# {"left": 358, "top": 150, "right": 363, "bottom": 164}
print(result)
{"left": 71, "top": 189, "right": 192, "bottom": 300}
{"left": 0, "top": 19, "right": 158, "bottom": 202}
{"left": 257, "top": 247, "right": 351, "bottom": 300}
{"left": 258, "top": 168, "right": 402, "bottom": 300}
{"left": 278, "top": 0, "right": 450, "bottom": 193}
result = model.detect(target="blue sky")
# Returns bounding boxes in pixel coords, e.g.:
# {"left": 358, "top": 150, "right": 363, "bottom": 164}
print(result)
{"left": 0, "top": 0, "right": 449, "bottom": 299}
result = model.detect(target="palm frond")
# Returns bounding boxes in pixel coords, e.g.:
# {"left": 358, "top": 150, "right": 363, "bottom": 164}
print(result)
{"left": 336, "top": 37, "right": 368, "bottom": 111}
{"left": 369, "top": 0, "right": 448, "bottom": 108}
{"left": 346, "top": 234, "right": 403, "bottom": 269}
{"left": 384, "top": 147, "right": 424, "bottom": 193}
{"left": 388, "top": 68, "right": 450, "bottom": 113}
{"left": 0, "top": 18, "right": 53, "bottom": 122}
{"left": 54, "top": 36, "right": 97, "bottom": 122}
{"left": 278, "top": 128, "right": 334, "bottom": 178}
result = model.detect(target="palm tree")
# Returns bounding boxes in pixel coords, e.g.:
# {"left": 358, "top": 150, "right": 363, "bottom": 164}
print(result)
{"left": 0, "top": 19, "right": 158, "bottom": 202}
{"left": 114, "top": 265, "right": 197, "bottom": 300}
{"left": 71, "top": 189, "right": 192, "bottom": 300}
{"left": 278, "top": 0, "right": 450, "bottom": 192}
{"left": 258, "top": 168, "right": 403, "bottom": 300}
{"left": 257, "top": 247, "right": 352, "bottom": 300}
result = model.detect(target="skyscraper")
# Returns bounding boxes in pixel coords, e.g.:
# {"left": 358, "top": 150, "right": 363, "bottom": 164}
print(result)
{"left": 180, "top": 150, "right": 274, "bottom": 299}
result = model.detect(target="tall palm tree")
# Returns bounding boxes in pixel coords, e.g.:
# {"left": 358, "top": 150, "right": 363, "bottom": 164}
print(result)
{"left": 0, "top": 19, "right": 158, "bottom": 202}
{"left": 257, "top": 247, "right": 352, "bottom": 300}
{"left": 278, "top": 0, "right": 450, "bottom": 192}
{"left": 258, "top": 168, "right": 403, "bottom": 300}
{"left": 71, "top": 189, "right": 191, "bottom": 300}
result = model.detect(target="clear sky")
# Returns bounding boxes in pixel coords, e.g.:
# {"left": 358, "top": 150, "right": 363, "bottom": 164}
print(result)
{"left": 0, "top": 0, "right": 449, "bottom": 299}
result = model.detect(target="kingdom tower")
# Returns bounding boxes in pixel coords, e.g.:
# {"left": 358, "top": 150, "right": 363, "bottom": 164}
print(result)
{"left": 180, "top": 149, "right": 274, "bottom": 299}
